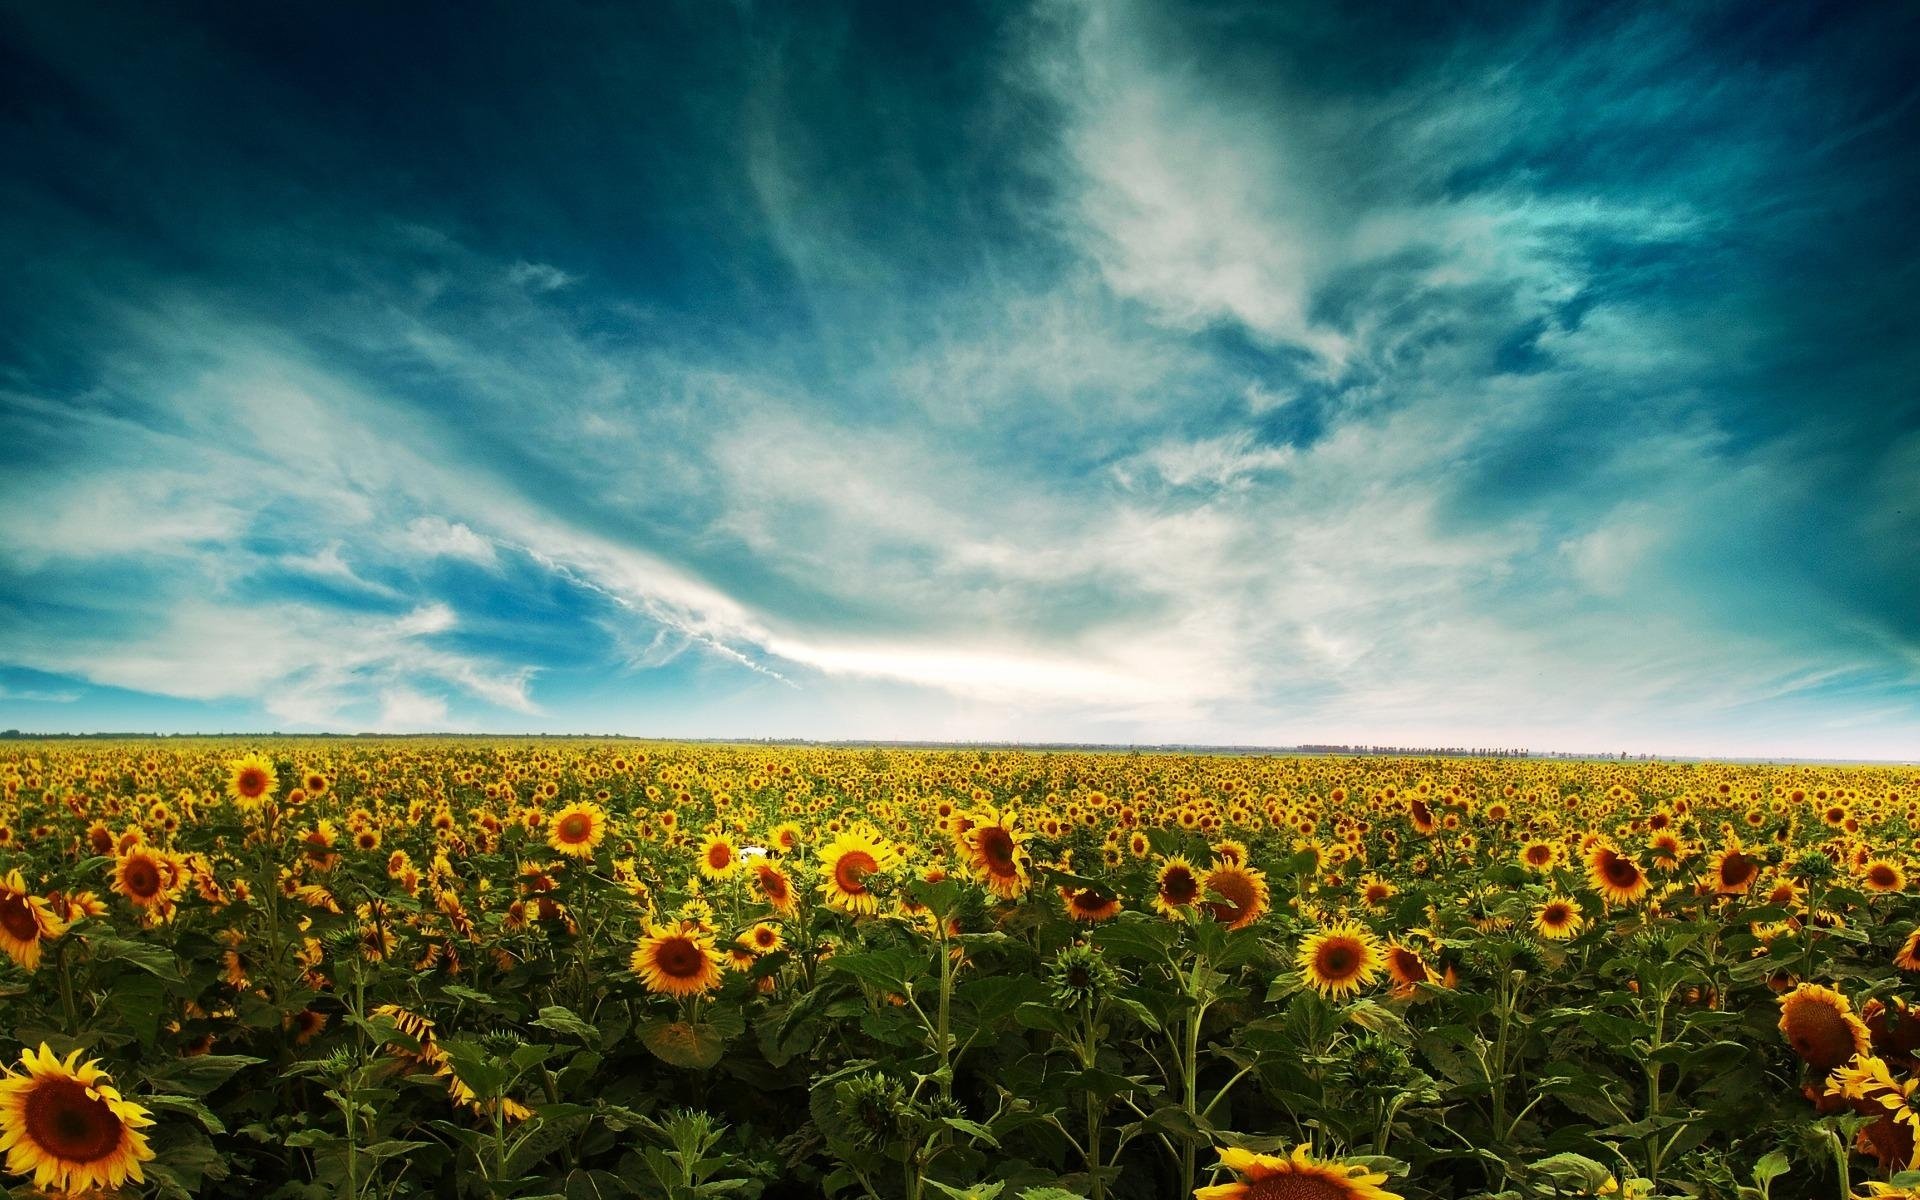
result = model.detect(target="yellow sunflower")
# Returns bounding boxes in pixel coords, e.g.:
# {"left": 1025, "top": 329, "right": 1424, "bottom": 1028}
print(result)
{"left": 965, "top": 807, "right": 1029, "bottom": 899}
{"left": 226, "top": 753, "right": 277, "bottom": 806}
{"left": 111, "top": 848, "right": 177, "bottom": 911}
{"left": 1778, "top": 982, "right": 1871, "bottom": 1074}
{"left": 1195, "top": 1143, "right": 1402, "bottom": 1200}
{"left": 1896, "top": 928, "right": 1920, "bottom": 973}
{"left": 630, "top": 923, "right": 724, "bottom": 998}
{"left": 1519, "top": 840, "right": 1560, "bottom": 872}
{"left": 1297, "top": 921, "right": 1383, "bottom": 1000}
{"left": 697, "top": 834, "right": 741, "bottom": 881}
{"left": 0, "top": 870, "right": 66, "bottom": 971}
{"left": 546, "top": 802, "right": 607, "bottom": 859}
{"left": 1153, "top": 856, "right": 1202, "bottom": 917}
{"left": 1708, "top": 841, "right": 1761, "bottom": 895}
{"left": 1532, "top": 895, "right": 1584, "bottom": 940}
{"left": 818, "top": 827, "right": 898, "bottom": 916}
{"left": 1061, "top": 885, "right": 1123, "bottom": 923}
{"left": 753, "top": 861, "right": 798, "bottom": 915}
{"left": 1586, "top": 845, "right": 1649, "bottom": 907}
{"left": 0, "top": 1044, "right": 155, "bottom": 1194}
{"left": 1863, "top": 859, "right": 1907, "bottom": 894}
{"left": 1202, "top": 861, "right": 1271, "bottom": 931}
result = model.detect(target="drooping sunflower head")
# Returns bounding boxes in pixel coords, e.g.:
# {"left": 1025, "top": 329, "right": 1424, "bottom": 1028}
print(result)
{"left": 1383, "top": 941, "right": 1434, "bottom": 995}
{"left": 753, "top": 861, "right": 797, "bottom": 914}
{"left": 1779, "top": 982, "right": 1872, "bottom": 1074}
{"left": 1194, "top": 1143, "right": 1403, "bottom": 1200}
{"left": 1710, "top": 843, "right": 1761, "bottom": 895}
{"left": 226, "top": 753, "right": 277, "bottom": 806}
{"left": 1061, "top": 885, "right": 1123, "bottom": 924}
{"left": 630, "top": 924, "right": 724, "bottom": 998}
{"left": 546, "top": 802, "right": 606, "bottom": 859}
{"left": 0, "top": 1044, "right": 155, "bottom": 1194}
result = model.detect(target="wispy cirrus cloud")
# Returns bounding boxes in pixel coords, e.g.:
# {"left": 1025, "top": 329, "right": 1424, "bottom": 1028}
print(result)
{"left": 0, "top": 1, "right": 1915, "bottom": 756}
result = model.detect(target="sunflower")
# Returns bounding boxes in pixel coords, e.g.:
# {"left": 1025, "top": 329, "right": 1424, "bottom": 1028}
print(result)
{"left": 1532, "top": 896, "right": 1584, "bottom": 940}
{"left": 1297, "top": 921, "right": 1383, "bottom": 1000}
{"left": 1383, "top": 941, "right": 1435, "bottom": 995}
{"left": 630, "top": 924, "right": 724, "bottom": 998}
{"left": 965, "top": 808, "right": 1029, "bottom": 899}
{"left": 753, "top": 861, "right": 798, "bottom": 915}
{"left": 1202, "top": 861, "right": 1270, "bottom": 931}
{"left": 1896, "top": 928, "right": 1920, "bottom": 973}
{"left": 1779, "top": 983, "right": 1872, "bottom": 1074}
{"left": 1518, "top": 840, "right": 1560, "bottom": 873}
{"left": 1153, "top": 856, "right": 1202, "bottom": 917}
{"left": 226, "top": 753, "right": 277, "bottom": 806}
{"left": 768, "top": 822, "right": 803, "bottom": 855}
{"left": 818, "top": 827, "right": 898, "bottom": 916}
{"left": 1587, "top": 845, "right": 1649, "bottom": 907}
{"left": 547, "top": 802, "right": 607, "bottom": 859}
{"left": 1709, "top": 841, "right": 1761, "bottom": 895}
{"left": 743, "top": 922, "right": 784, "bottom": 954}
{"left": 0, "top": 1044, "right": 155, "bottom": 1194}
{"left": 1358, "top": 874, "right": 1396, "bottom": 911}
{"left": 697, "top": 834, "right": 741, "bottom": 881}
{"left": 1195, "top": 1143, "right": 1402, "bottom": 1200}
{"left": 1863, "top": 859, "right": 1907, "bottom": 894}
{"left": 111, "top": 848, "right": 176, "bottom": 911}
{"left": 1062, "top": 885, "right": 1123, "bottom": 923}
{"left": 0, "top": 870, "right": 66, "bottom": 971}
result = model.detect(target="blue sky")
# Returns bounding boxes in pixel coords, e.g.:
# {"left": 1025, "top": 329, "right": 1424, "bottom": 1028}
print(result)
{"left": 2, "top": 1, "right": 1917, "bottom": 757}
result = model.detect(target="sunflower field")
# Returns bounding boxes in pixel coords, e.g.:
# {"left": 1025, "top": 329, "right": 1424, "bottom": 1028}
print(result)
{"left": 2, "top": 740, "right": 1919, "bottom": 1200}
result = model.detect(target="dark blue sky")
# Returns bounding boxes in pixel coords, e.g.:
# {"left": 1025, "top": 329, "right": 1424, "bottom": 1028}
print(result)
{"left": 2, "top": 1, "right": 1916, "bottom": 755}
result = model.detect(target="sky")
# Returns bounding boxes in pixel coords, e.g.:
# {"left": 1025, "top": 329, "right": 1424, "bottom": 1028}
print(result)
{"left": 1, "top": 1, "right": 1917, "bottom": 758}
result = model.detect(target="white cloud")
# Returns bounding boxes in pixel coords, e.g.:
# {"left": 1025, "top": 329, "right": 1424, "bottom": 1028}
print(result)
{"left": 506, "top": 260, "right": 576, "bottom": 292}
{"left": 397, "top": 516, "right": 499, "bottom": 567}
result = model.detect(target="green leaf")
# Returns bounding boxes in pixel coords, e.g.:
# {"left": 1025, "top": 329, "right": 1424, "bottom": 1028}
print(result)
{"left": 825, "top": 947, "right": 922, "bottom": 995}
{"left": 532, "top": 1005, "right": 600, "bottom": 1043}
{"left": 146, "top": 1053, "right": 265, "bottom": 1096}
{"left": 639, "top": 1018, "right": 727, "bottom": 1070}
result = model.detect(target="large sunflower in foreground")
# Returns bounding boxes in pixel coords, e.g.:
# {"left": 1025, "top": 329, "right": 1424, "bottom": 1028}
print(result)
{"left": 226, "top": 752, "right": 277, "bottom": 806}
{"left": 818, "top": 827, "right": 898, "bottom": 916}
{"left": 1779, "top": 982, "right": 1872, "bottom": 1074}
{"left": 547, "top": 802, "right": 607, "bottom": 859}
{"left": 1195, "top": 1144, "right": 1402, "bottom": 1200}
{"left": 630, "top": 924, "right": 724, "bottom": 998}
{"left": 1586, "top": 845, "right": 1649, "bottom": 907}
{"left": 0, "top": 1045, "right": 155, "bottom": 1194}
{"left": 1202, "top": 861, "right": 1270, "bottom": 931}
{"left": 1297, "top": 921, "right": 1383, "bottom": 1000}
{"left": 0, "top": 870, "right": 66, "bottom": 971}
